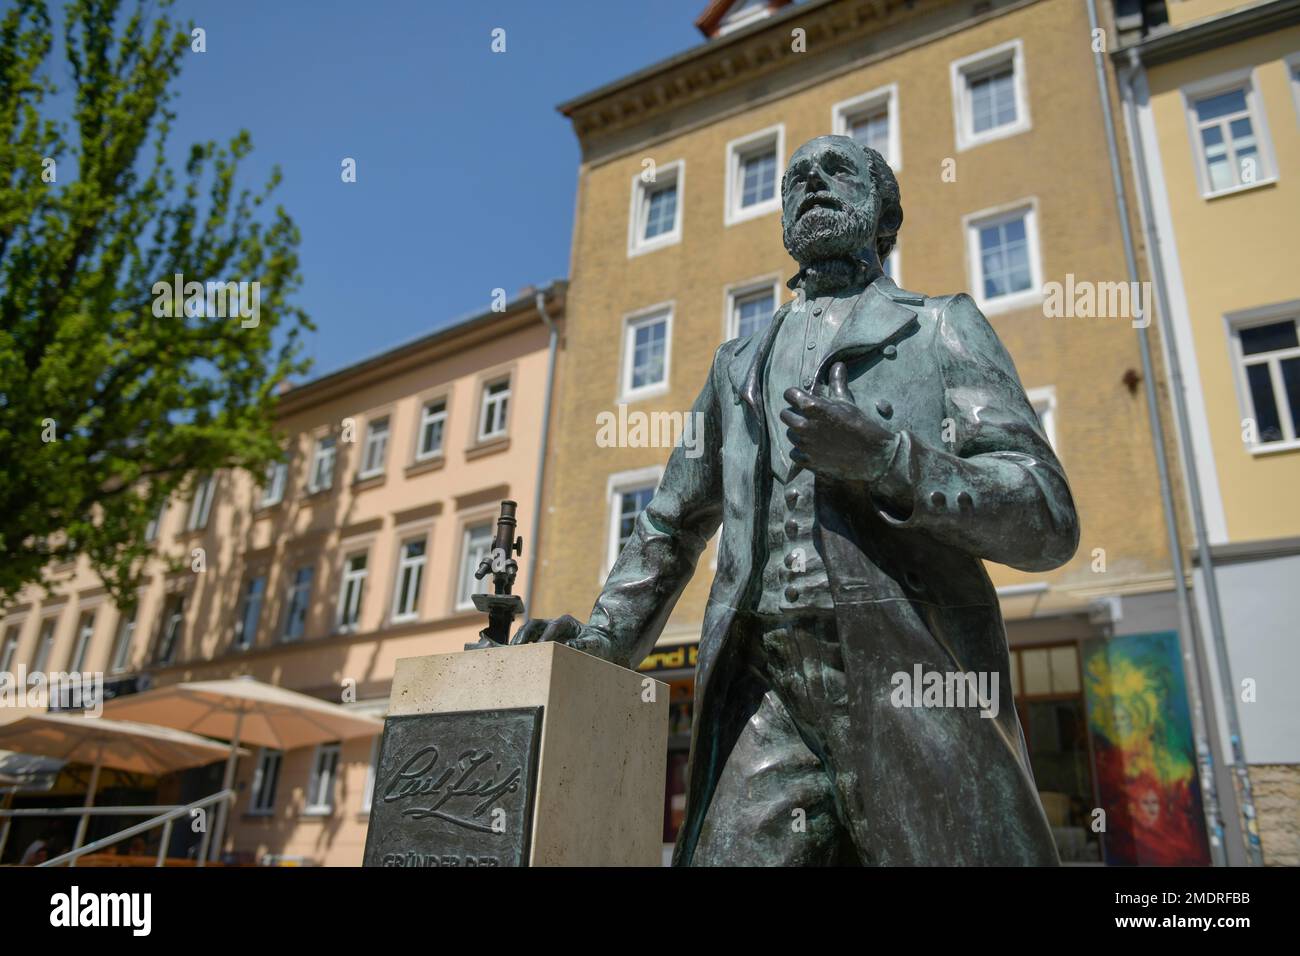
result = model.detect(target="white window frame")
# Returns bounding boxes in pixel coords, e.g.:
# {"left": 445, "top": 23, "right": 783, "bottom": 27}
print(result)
{"left": 110, "top": 610, "right": 135, "bottom": 673}
{"left": 831, "top": 83, "right": 901, "bottom": 170}
{"left": 963, "top": 198, "right": 1043, "bottom": 315}
{"left": 1225, "top": 301, "right": 1300, "bottom": 455}
{"left": 1027, "top": 386, "right": 1059, "bottom": 453}
{"left": 361, "top": 737, "right": 379, "bottom": 813}
{"left": 477, "top": 377, "right": 511, "bottom": 443}
{"left": 68, "top": 611, "right": 96, "bottom": 673}
{"left": 950, "top": 39, "right": 1031, "bottom": 152}
{"left": 0, "top": 624, "right": 22, "bottom": 674}
{"left": 724, "top": 124, "right": 785, "bottom": 226}
{"left": 281, "top": 565, "right": 314, "bottom": 642}
{"left": 619, "top": 303, "right": 673, "bottom": 402}
{"left": 304, "top": 742, "right": 341, "bottom": 815}
{"left": 627, "top": 159, "right": 685, "bottom": 257}
{"left": 390, "top": 535, "right": 428, "bottom": 623}
{"left": 31, "top": 617, "right": 57, "bottom": 673}
{"left": 308, "top": 435, "right": 336, "bottom": 493}
{"left": 155, "top": 595, "right": 185, "bottom": 665}
{"left": 336, "top": 551, "right": 368, "bottom": 634}
{"left": 234, "top": 574, "right": 266, "bottom": 650}
{"left": 725, "top": 277, "right": 781, "bottom": 341}
{"left": 1181, "top": 67, "right": 1277, "bottom": 199}
{"left": 604, "top": 466, "right": 663, "bottom": 577}
{"left": 248, "top": 747, "right": 282, "bottom": 816}
{"left": 260, "top": 459, "right": 287, "bottom": 507}
{"left": 357, "top": 416, "right": 390, "bottom": 480}
{"left": 185, "top": 474, "right": 217, "bottom": 531}
{"left": 456, "top": 521, "right": 496, "bottom": 612}
{"left": 415, "top": 396, "right": 449, "bottom": 462}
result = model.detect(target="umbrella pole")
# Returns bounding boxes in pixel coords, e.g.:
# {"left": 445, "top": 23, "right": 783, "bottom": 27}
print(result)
{"left": 209, "top": 711, "right": 243, "bottom": 864}
{"left": 70, "top": 749, "right": 103, "bottom": 867}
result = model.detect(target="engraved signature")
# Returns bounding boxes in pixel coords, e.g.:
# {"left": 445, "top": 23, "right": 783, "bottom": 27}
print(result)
{"left": 382, "top": 746, "right": 522, "bottom": 833}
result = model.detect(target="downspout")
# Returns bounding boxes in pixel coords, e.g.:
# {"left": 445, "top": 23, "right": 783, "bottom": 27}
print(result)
{"left": 1086, "top": 0, "right": 1238, "bottom": 866}
{"left": 525, "top": 288, "right": 560, "bottom": 613}
{"left": 1105, "top": 24, "right": 1263, "bottom": 864}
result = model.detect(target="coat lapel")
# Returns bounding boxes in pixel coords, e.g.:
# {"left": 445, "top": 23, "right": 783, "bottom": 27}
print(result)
{"left": 728, "top": 302, "right": 789, "bottom": 422}
{"left": 813, "top": 276, "right": 920, "bottom": 387}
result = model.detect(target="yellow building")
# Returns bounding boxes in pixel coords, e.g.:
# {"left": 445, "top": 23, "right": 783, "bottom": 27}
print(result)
{"left": 535, "top": 0, "right": 1237, "bottom": 863}
{"left": 1116, "top": 0, "right": 1300, "bottom": 865}
{"left": 0, "top": 285, "right": 564, "bottom": 865}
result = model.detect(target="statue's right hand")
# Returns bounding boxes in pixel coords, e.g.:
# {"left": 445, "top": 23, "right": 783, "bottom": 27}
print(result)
{"left": 510, "top": 615, "right": 614, "bottom": 663}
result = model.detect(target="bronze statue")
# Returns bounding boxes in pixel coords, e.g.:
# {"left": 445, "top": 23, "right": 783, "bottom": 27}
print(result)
{"left": 513, "top": 135, "right": 1079, "bottom": 866}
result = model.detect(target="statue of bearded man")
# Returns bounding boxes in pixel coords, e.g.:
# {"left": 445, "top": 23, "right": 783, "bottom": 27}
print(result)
{"left": 514, "top": 135, "right": 1079, "bottom": 866}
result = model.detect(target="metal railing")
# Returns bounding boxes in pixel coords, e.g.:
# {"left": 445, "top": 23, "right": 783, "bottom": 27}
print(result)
{"left": 0, "top": 789, "right": 235, "bottom": 867}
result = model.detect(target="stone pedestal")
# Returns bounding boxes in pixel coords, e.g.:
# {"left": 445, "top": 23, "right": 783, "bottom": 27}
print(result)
{"left": 363, "top": 641, "right": 668, "bottom": 867}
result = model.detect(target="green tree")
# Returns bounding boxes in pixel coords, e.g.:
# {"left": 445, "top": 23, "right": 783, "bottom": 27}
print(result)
{"left": 0, "top": 0, "right": 311, "bottom": 608}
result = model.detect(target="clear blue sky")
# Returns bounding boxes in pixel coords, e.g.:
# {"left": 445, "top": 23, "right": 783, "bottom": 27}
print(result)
{"left": 150, "top": 0, "right": 709, "bottom": 377}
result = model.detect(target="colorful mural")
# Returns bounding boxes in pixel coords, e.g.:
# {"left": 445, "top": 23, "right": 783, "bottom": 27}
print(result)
{"left": 1082, "top": 632, "right": 1212, "bottom": 866}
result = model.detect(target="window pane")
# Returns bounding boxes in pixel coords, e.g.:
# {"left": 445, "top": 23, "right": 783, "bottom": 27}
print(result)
{"left": 848, "top": 108, "right": 889, "bottom": 155}
{"left": 1195, "top": 88, "right": 1247, "bottom": 123}
{"left": 618, "top": 486, "right": 655, "bottom": 554}
{"left": 978, "top": 216, "right": 1031, "bottom": 299}
{"left": 644, "top": 183, "right": 677, "bottom": 239}
{"left": 1281, "top": 358, "right": 1300, "bottom": 439}
{"left": 1240, "top": 321, "right": 1298, "bottom": 355}
{"left": 736, "top": 290, "right": 775, "bottom": 339}
{"left": 631, "top": 319, "right": 667, "bottom": 389}
{"left": 459, "top": 524, "right": 494, "bottom": 606}
{"left": 970, "top": 66, "right": 1016, "bottom": 134}
{"left": 1246, "top": 362, "right": 1283, "bottom": 442}
{"left": 740, "top": 150, "right": 776, "bottom": 207}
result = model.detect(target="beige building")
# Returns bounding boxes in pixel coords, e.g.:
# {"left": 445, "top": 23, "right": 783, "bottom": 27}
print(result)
{"left": 535, "top": 0, "right": 1229, "bottom": 863}
{"left": 0, "top": 284, "right": 564, "bottom": 866}
{"left": 1115, "top": 0, "right": 1300, "bottom": 864}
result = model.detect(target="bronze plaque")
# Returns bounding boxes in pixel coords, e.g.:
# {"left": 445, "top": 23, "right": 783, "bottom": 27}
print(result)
{"left": 363, "top": 707, "right": 542, "bottom": 867}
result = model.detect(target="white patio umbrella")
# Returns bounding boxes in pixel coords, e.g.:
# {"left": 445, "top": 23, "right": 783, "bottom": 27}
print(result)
{"left": 103, "top": 676, "right": 382, "bottom": 860}
{"left": 0, "top": 713, "right": 236, "bottom": 858}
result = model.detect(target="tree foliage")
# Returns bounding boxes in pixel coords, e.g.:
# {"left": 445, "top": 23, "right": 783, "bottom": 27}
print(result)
{"left": 0, "top": 0, "right": 311, "bottom": 607}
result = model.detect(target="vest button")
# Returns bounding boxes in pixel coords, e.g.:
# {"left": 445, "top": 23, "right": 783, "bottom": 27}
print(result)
{"left": 785, "top": 519, "right": 799, "bottom": 537}
{"left": 783, "top": 551, "right": 798, "bottom": 568}
{"left": 785, "top": 488, "right": 799, "bottom": 508}
{"left": 930, "top": 491, "right": 946, "bottom": 508}
{"left": 882, "top": 344, "right": 898, "bottom": 359}
{"left": 875, "top": 399, "right": 893, "bottom": 418}
{"left": 958, "top": 491, "right": 973, "bottom": 511}
{"left": 784, "top": 586, "right": 800, "bottom": 602}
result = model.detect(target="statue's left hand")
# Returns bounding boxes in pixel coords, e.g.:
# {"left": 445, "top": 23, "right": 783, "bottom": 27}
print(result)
{"left": 510, "top": 615, "right": 615, "bottom": 663}
{"left": 781, "top": 362, "right": 898, "bottom": 482}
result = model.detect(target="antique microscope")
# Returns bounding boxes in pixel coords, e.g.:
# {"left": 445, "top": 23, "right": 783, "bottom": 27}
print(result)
{"left": 464, "top": 500, "right": 525, "bottom": 650}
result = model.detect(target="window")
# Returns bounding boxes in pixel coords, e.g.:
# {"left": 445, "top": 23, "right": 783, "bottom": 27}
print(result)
{"left": 281, "top": 566, "right": 314, "bottom": 641}
{"left": 832, "top": 84, "right": 901, "bottom": 170}
{"left": 337, "top": 552, "right": 368, "bottom": 633}
{"left": 358, "top": 416, "right": 389, "bottom": 480}
{"left": 249, "top": 748, "right": 282, "bottom": 815}
{"left": 110, "top": 611, "right": 135, "bottom": 673}
{"left": 1231, "top": 314, "right": 1300, "bottom": 448}
{"left": 362, "top": 737, "right": 379, "bottom": 813}
{"left": 457, "top": 523, "right": 494, "bottom": 611}
{"left": 308, "top": 435, "right": 336, "bottom": 493}
{"left": 725, "top": 125, "right": 783, "bottom": 225}
{"left": 305, "top": 742, "right": 341, "bottom": 815}
{"left": 605, "top": 467, "right": 662, "bottom": 573}
{"left": 416, "top": 398, "right": 448, "bottom": 461}
{"left": 951, "top": 40, "right": 1030, "bottom": 151}
{"left": 144, "top": 501, "right": 167, "bottom": 543}
{"left": 156, "top": 595, "right": 185, "bottom": 665}
{"left": 391, "top": 537, "right": 427, "bottom": 622}
{"left": 628, "top": 160, "right": 684, "bottom": 256}
{"left": 68, "top": 611, "right": 95, "bottom": 672}
{"left": 0, "top": 626, "right": 19, "bottom": 674}
{"left": 621, "top": 307, "right": 672, "bottom": 399}
{"left": 1186, "top": 74, "right": 1274, "bottom": 196}
{"left": 727, "top": 282, "right": 777, "bottom": 341}
{"left": 478, "top": 379, "right": 510, "bottom": 442}
{"left": 1027, "top": 386, "right": 1058, "bottom": 452}
{"left": 234, "top": 575, "right": 266, "bottom": 650}
{"left": 260, "top": 459, "right": 287, "bottom": 507}
{"left": 185, "top": 474, "right": 217, "bottom": 531}
{"left": 965, "top": 201, "right": 1041, "bottom": 313}
{"left": 31, "top": 618, "right": 56, "bottom": 673}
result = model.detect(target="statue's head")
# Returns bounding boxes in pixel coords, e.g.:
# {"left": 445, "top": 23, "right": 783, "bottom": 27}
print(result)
{"left": 781, "top": 134, "right": 902, "bottom": 270}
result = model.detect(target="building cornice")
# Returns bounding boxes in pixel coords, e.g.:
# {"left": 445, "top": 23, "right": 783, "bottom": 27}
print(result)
{"left": 1113, "top": 0, "right": 1300, "bottom": 67}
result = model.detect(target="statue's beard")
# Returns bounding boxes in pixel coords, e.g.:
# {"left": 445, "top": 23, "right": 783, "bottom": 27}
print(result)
{"left": 783, "top": 201, "right": 877, "bottom": 269}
